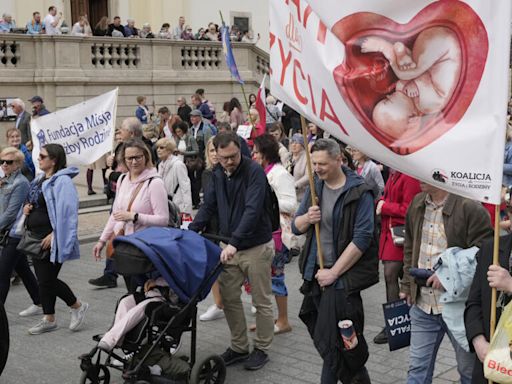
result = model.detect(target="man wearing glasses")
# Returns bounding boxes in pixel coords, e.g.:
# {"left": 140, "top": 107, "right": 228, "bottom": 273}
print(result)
{"left": 190, "top": 131, "right": 274, "bottom": 371}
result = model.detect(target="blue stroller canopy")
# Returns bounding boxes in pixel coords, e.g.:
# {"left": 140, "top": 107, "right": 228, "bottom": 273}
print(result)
{"left": 113, "top": 227, "right": 222, "bottom": 303}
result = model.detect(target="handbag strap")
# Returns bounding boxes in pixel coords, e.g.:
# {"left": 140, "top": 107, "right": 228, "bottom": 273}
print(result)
{"left": 127, "top": 179, "right": 146, "bottom": 212}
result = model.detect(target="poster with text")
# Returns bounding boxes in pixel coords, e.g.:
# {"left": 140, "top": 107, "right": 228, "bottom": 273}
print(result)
{"left": 270, "top": 0, "right": 512, "bottom": 203}
{"left": 31, "top": 89, "right": 118, "bottom": 168}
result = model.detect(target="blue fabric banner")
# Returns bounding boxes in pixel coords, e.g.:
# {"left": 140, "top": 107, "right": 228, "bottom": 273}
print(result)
{"left": 221, "top": 24, "right": 244, "bottom": 84}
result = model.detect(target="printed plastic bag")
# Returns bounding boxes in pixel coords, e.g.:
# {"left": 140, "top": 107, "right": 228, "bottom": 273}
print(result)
{"left": 484, "top": 301, "right": 512, "bottom": 383}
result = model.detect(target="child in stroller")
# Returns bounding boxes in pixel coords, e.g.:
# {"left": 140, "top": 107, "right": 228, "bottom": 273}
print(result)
{"left": 79, "top": 227, "right": 226, "bottom": 384}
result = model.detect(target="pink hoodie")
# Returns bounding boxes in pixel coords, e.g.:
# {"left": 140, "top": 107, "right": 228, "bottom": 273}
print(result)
{"left": 100, "top": 168, "right": 169, "bottom": 242}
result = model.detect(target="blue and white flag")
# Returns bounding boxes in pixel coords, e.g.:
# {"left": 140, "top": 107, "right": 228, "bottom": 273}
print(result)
{"left": 30, "top": 89, "right": 118, "bottom": 167}
{"left": 221, "top": 24, "right": 244, "bottom": 84}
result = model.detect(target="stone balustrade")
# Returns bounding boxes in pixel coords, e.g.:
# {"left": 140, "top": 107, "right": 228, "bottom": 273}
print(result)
{"left": 0, "top": 34, "right": 269, "bottom": 128}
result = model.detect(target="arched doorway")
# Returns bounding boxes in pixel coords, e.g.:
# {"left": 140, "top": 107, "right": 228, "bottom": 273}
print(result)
{"left": 70, "top": 0, "right": 108, "bottom": 29}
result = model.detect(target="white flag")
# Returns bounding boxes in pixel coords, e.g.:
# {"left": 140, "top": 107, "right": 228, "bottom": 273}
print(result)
{"left": 270, "top": 0, "right": 511, "bottom": 204}
{"left": 31, "top": 89, "right": 118, "bottom": 167}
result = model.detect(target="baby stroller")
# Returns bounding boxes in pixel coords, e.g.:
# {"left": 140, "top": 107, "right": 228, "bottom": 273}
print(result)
{"left": 79, "top": 227, "right": 226, "bottom": 384}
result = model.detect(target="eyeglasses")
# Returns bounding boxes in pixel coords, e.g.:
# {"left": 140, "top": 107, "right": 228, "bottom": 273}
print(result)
{"left": 217, "top": 151, "right": 240, "bottom": 163}
{"left": 38, "top": 154, "right": 48, "bottom": 160}
{"left": 125, "top": 154, "right": 145, "bottom": 163}
{"left": 0, "top": 159, "right": 14, "bottom": 165}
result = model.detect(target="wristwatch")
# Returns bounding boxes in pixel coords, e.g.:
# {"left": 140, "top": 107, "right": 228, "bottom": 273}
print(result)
{"left": 133, "top": 213, "right": 139, "bottom": 223}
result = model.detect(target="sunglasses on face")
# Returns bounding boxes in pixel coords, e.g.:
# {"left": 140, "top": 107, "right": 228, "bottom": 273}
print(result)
{"left": 38, "top": 154, "right": 48, "bottom": 160}
{"left": 0, "top": 159, "right": 14, "bottom": 165}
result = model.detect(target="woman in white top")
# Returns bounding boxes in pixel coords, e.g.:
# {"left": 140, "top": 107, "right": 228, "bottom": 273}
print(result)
{"left": 252, "top": 134, "right": 297, "bottom": 334}
{"left": 71, "top": 16, "right": 92, "bottom": 36}
{"left": 155, "top": 138, "right": 192, "bottom": 214}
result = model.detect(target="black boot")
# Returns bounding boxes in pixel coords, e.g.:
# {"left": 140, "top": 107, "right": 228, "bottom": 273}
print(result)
{"left": 373, "top": 328, "right": 388, "bottom": 344}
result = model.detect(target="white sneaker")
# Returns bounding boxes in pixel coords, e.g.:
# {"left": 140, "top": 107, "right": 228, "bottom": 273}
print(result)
{"left": 69, "top": 302, "right": 89, "bottom": 331}
{"left": 28, "top": 317, "right": 58, "bottom": 335}
{"left": 199, "top": 304, "right": 225, "bottom": 321}
{"left": 19, "top": 304, "right": 43, "bottom": 317}
{"left": 251, "top": 306, "right": 257, "bottom": 315}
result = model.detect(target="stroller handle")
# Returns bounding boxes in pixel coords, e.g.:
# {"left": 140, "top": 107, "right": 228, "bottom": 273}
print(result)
{"left": 201, "top": 232, "right": 230, "bottom": 244}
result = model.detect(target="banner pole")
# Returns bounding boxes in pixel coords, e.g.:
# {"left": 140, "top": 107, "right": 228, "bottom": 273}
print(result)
{"left": 489, "top": 204, "right": 500, "bottom": 384}
{"left": 300, "top": 115, "right": 324, "bottom": 269}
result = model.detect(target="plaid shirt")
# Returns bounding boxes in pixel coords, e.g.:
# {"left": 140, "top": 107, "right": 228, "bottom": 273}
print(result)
{"left": 416, "top": 194, "right": 447, "bottom": 315}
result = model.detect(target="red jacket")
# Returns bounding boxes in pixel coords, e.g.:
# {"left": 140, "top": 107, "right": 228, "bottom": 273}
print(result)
{"left": 378, "top": 172, "right": 421, "bottom": 261}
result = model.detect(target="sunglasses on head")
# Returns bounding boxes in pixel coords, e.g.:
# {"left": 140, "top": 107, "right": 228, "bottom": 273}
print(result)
{"left": 0, "top": 159, "right": 14, "bottom": 165}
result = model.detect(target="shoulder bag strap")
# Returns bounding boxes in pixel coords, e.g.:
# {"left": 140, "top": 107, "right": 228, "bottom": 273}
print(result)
{"left": 127, "top": 179, "right": 146, "bottom": 212}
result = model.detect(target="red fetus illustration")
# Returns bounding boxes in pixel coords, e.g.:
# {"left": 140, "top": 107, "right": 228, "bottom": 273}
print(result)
{"left": 331, "top": 0, "right": 489, "bottom": 155}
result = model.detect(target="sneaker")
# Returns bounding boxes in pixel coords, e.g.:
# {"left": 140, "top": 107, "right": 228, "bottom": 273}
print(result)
{"left": 199, "top": 304, "right": 225, "bottom": 321}
{"left": 373, "top": 328, "right": 388, "bottom": 345}
{"left": 19, "top": 304, "right": 43, "bottom": 317}
{"left": 220, "top": 347, "right": 249, "bottom": 366}
{"left": 243, "top": 348, "right": 269, "bottom": 371}
{"left": 70, "top": 302, "right": 89, "bottom": 331}
{"left": 88, "top": 275, "right": 117, "bottom": 288}
{"left": 28, "top": 317, "right": 58, "bottom": 335}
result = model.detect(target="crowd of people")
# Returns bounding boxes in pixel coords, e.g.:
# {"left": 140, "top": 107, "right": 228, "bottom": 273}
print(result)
{"left": 0, "top": 9, "right": 260, "bottom": 43}
{"left": 2, "top": 83, "right": 512, "bottom": 383}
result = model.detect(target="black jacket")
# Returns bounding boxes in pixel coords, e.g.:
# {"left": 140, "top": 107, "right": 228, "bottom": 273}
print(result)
{"left": 189, "top": 156, "right": 273, "bottom": 250}
{"left": 464, "top": 234, "right": 512, "bottom": 384}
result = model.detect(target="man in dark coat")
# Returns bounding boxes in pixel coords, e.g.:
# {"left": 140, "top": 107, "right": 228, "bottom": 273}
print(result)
{"left": 292, "top": 138, "right": 377, "bottom": 384}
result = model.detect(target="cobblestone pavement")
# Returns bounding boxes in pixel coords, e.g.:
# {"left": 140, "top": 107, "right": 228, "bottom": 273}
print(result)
{"left": 2, "top": 241, "right": 462, "bottom": 384}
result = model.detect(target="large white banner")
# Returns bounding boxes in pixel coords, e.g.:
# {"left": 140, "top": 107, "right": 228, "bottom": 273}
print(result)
{"left": 270, "top": 0, "right": 511, "bottom": 204}
{"left": 31, "top": 89, "right": 118, "bottom": 167}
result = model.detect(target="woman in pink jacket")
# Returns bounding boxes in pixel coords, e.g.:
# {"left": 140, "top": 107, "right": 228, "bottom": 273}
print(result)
{"left": 373, "top": 171, "right": 421, "bottom": 345}
{"left": 93, "top": 139, "right": 169, "bottom": 290}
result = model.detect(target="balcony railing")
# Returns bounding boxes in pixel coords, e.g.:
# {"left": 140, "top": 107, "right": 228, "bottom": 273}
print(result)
{"left": 0, "top": 34, "right": 269, "bottom": 84}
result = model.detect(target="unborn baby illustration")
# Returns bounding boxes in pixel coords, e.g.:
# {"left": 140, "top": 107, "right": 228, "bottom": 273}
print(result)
{"left": 361, "top": 27, "right": 462, "bottom": 138}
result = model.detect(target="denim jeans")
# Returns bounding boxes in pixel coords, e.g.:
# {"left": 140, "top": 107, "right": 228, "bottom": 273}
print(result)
{"left": 407, "top": 304, "right": 474, "bottom": 384}
{"left": 0, "top": 237, "right": 40, "bottom": 305}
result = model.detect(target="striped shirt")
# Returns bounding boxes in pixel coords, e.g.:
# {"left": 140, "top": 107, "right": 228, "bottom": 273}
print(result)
{"left": 416, "top": 194, "right": 447, "bottom": 315}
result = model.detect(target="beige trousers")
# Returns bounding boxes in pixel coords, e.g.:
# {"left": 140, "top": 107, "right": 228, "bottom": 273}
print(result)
{"left": 218, "top": 240, "right": 274, "bottom": 353}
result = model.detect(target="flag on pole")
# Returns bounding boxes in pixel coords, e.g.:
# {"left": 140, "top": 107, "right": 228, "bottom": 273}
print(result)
{"left": 254, "top": 74, "right": 267, "bottom": 125}
{"left": 31, "top": 89, "right": 118, "bottom": 168}
{"left": 269, "top": 0, "right": 511, "bottom": 204}
{"left": 221, "top": 23, "right": 244, "bottom": 84}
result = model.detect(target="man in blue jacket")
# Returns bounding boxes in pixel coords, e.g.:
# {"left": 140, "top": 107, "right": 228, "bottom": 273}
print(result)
{"left": 292, "top": 139, "right": 377, "bottom": 384}
{"left": 190, "top": 131, "right": 274, "bottom": 371}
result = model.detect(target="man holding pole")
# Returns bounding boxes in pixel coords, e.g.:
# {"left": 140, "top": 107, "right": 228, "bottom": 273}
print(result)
{"left": 292, "top": 138, "right": 377, "bottom": 384}
{"left": 400, "top": 182, "right": 492, "bottom": 384}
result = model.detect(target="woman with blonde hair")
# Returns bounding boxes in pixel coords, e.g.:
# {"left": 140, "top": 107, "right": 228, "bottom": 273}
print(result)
{"left": 93, "top": 16, "right": 109, "bottom": 36}
{"left": 199, "top": 137, "right": 225, "bottom": 321}
{"left": 93, "top": 139, "right": 169, "bottom": 291}
{"left": 0, "top": 147, "right": 39, "bottom": 310}
{"left": 156, "top": 138, "right": 192, "bottom": 214}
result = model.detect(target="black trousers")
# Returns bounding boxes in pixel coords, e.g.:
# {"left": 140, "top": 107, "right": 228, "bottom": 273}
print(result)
{"left": 188, "top": 167, "right": 203, "bottom": 206}
{"left": 32, "top": 257, "right": 77, "bottom": 315}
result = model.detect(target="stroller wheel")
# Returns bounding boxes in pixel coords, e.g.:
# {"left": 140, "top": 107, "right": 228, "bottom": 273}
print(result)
{"left": 79, "top": 364, "right": 111, "bottom": 384}
{"left": 190, "top": 354, "right": 226, "bottom": 384}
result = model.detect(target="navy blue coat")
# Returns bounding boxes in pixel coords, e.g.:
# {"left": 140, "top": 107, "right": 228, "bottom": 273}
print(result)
{"left": 190, "top": 156, "right": 272, "bottom": 250}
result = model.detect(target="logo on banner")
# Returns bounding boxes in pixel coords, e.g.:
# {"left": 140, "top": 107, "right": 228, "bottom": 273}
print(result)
{"left": 36, "top": 129, "right": 47, "bottom": 147}
{"left": 286, "top": 13, "right": 302, "bottom": 52}
{"left": 431, "top": 168, "right": 492, "bottom": 194}
{"left": 331, "top": 0, "right": 489, "bottom": 155}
